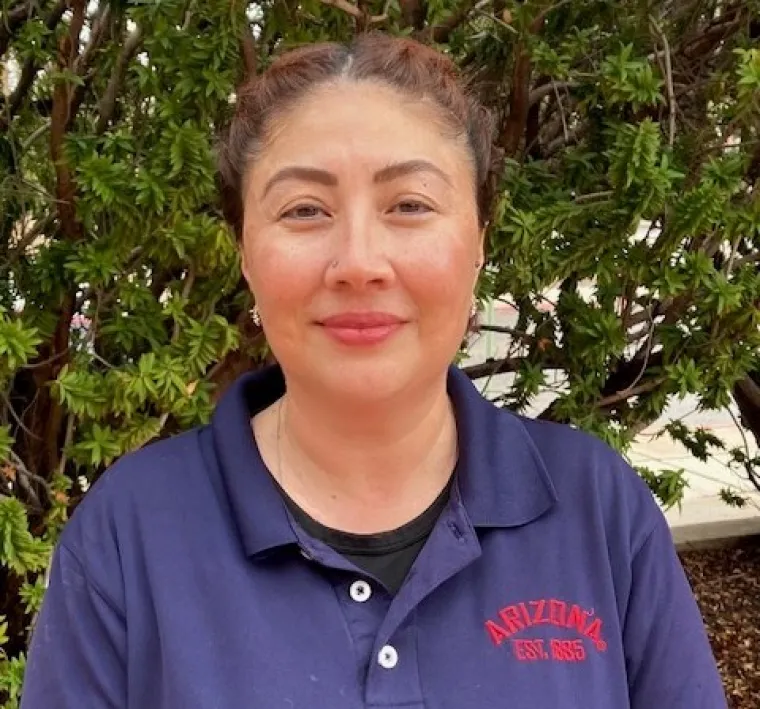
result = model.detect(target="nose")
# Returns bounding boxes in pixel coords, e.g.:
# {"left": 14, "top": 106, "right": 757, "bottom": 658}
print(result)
{"left": 324, "top": 211, "right": 395, "bottom": 291}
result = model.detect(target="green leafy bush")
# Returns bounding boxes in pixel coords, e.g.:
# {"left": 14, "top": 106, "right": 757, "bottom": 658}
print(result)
{"left": 0, "top": 0, "right": 758, "bottom": 702}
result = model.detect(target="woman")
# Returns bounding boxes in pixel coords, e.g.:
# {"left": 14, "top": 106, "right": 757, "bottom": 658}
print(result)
{"left": 22, "top": 34, "right": 726, "bottom": 708}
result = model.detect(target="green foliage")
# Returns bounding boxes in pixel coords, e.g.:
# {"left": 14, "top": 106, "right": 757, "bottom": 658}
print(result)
{"left": 18, "top": 580, "right": 46, "bottom": 618}
{"left": 719, "top": 488, "right": 749, "bottom": 508}
{"left": 664, "top": 421, "right": 725, "bottom": 461}
{"left": 0, "top": 499, "right": 50, "bottom": 577}
{"left": 0, "top": 0, "right": 759, "bottom": 703}
{"left": 0, "top": 654, "right": 25, "bottom": 709}
{"left": 636, "top": 467, "right": 689, "bottom": 511}
{"left": 1, "top": 2, "right": 261, "bottom": 698}
{"left": 0, "top": 315, "right": 41, "bottom": 380}
{"left": 601, "top": 45, "right": 664, "bottom": 110}
{"left": 0, "top": 427, "right": 13, "bottom": 463}
{"left": 470, "top": 0, "right": 760, "bottom": 518}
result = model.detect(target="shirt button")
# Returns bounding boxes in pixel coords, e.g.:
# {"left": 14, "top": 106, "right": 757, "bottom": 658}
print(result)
{"left": 349, "top": 579, "right": 372, "bottom": 603}
{"left": 378, "top": 645, "right": 399, "bottom": 669}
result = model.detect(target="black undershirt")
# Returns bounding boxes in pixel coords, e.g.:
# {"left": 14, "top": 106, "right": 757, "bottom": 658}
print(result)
{"left": 279, "top": 480, "right": 453, "bottom": 594}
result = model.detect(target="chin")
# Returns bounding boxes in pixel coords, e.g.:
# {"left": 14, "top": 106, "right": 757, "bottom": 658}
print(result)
{"left": 317, "top": 354, "right": 419, "bottom": 403}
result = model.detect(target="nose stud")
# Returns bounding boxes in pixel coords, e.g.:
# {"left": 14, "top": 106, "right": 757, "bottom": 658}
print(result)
{"left": 330, "top": 259, "right": 339, "bottom": 268}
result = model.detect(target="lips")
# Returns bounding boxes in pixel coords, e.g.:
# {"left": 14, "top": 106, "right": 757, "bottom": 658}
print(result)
{"left": 318, "top": 312, "right": 406, "bottom": 346}
{"left": 319, "top": 312, "right": 404, "bottom": 328}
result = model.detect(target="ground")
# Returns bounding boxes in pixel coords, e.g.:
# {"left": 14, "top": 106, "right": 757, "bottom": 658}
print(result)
{"left": 680, "top": 538, "right": 760, "bottom": 709}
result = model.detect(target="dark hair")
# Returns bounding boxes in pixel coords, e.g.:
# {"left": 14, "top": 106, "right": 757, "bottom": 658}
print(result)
{"left": 217, "top": 34, "right": 495, "bottom": 238}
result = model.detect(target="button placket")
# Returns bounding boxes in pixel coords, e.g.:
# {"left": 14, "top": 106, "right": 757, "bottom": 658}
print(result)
{"left": 365, "top": 505, "right": 481, "bottom": 706}
{"left": 365, "top": 622, "right": 421, "bottom": 706}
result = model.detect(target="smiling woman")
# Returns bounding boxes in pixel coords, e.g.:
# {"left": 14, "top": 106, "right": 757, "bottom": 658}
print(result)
{"left": 237, "top": 77, "right": 484, "bottom": 410}
{"left": 21, "top": 33, "right": 727, "bottom": 709}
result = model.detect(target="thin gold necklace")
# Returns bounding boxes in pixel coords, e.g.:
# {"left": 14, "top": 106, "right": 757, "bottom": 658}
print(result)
{"left": 275, "top": 396, "right": 285, "bottom": 489}
{"left": 273, "top": 395, "right": 458, "bottom": 514}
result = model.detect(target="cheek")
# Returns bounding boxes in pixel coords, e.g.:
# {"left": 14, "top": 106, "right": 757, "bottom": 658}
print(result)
{"left": 401, "top": 235, "right": 477, "bottom": 313}
{"left": 245, "top": 233, "right": 323, "bottom": 306}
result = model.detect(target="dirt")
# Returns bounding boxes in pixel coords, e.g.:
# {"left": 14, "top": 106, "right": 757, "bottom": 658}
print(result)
{"left": 680, "top": 539, "right": 760, "bottom": 709}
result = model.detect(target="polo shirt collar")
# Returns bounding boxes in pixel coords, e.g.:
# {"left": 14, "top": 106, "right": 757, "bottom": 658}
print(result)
{"left": 446, "top": 366, "right": 558, "bottom": 527}
{"left": 210, "top": 365, "right": 297, "bottom": 558}
{"left": 210, "top": 365, "right": 558, "bottom": 558}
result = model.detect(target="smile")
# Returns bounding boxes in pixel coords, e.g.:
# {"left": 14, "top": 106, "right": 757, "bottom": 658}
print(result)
{"left": 318, "top": 313, "right": 406, "bottom": 346}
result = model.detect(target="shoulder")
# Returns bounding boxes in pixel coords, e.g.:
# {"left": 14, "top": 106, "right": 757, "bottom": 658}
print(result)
{"left": 59, "top": 427, "right": 212, "bottom": 585}
{"left": 506, "top": 411, "right": 661, "bottom": 549}
{"left": 71, "top": 427, "right": 208, "bottom": 517}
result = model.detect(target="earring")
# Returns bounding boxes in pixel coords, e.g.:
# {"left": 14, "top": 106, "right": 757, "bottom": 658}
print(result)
{"left": 250, "top": 305, "right": 261, "bottom": 327}
{"left": 470, "top": 297, "right": 479, "bottom": 320}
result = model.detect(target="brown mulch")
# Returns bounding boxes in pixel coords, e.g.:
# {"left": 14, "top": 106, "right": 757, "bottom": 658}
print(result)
{"left": 680, "top": 538, "right": 760, "bottom": 709}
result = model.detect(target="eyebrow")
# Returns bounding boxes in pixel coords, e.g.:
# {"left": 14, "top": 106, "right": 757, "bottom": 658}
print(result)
{"left": 374, "top": 160, "right": 453, "bottom": 187}
{"left": 261, "top": 159, "right": 452, "bottom": 198}
{"left": 261, "top": 167, "right": 338, "bottom": 198}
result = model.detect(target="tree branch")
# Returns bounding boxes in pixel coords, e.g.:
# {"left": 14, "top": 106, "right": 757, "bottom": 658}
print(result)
{"left": 595, "top": 379, "right": 664, "bottom": 409}
{"left": 478, "top": 324, "right": 534, "bottom": 340}
{"left": 0, "top": 0, "right": 35, "bottom": 59}
{"left": 0, "top": 0, "right": 67, "bottom": 131}
{"left": 473, "top": 7, "right": 518, "bottom": 35}
{"left": 9, "top": 450, "right": 50, "bottom": 508}
{"left": 32, "top": 0, "right": 88, "bottom": 476}
{"left": 0, "top": 211, "right": 56, "bottom": 275}
{"left": 50, "top": 0, "right": 86, "bottom": 243}
{"left": 73, "top": 2, "right": 112, "bottom": 75}
{"left": 574, "top": 189, "right": 614, "bottom": 203}
{"left": 625, "top": 320, "right": 657, "bottom": 393}
{"left": 735, "top": 375, "right": 760, "bottom": 413}
{"left": 725, "top": 406, "right": 760, "bottom": 494}
{"left": 501, "top": 44, "right": 532, "bottom": 156}
{"left": 96, "top": 24, "right": 144, "bottom": 134}
{"left": 529, "top": 80, "right": 576, "bottom": 107}
{"left": 531, "top": 0, "right": 574, "bottom": 29}
{"left": 681, "top": 10, "right": 745, "bottom": 61}
{"left": 733, "top": 374, "right": 760, "bottom": 451}
{"left": 240, "top": 19, "right": 257, "bottom": 77}
{"left": 57, "top": 413, "right": 75, "bottom": 476}
{"left": 462, "top": 357, "right": 524, "bottom": 380}
{"left": 418, "top": 0, "right": 478, "bottom": 44}
{"left": 734, "top": 251, "right": 760, "bottom": 270}
{"left": 650, "top": 16, "right": 676, "bottom": 147}
{"left": 318, "top": 0, "right": 363, "bottom": 19}
{"left": 2, "top": 392, "right": 42, "bottom": 441}
{"left": 399, "top": 0, "right": 425, "bottom": 30}
{"left": 21, "top": 117, "right": 52, "bottom": 150}
{"left": 724, "top": 231, "right": 742, "bottom": 276}
{"left": 544, "top": 121, "right": 586, "bottom": 156}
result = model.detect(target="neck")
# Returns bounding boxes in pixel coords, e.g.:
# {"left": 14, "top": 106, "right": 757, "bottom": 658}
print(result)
{"left": 268, "top": 371, "right": 457, "bottom": 533}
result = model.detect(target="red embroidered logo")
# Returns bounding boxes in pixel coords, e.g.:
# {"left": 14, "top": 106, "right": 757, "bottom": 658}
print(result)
{"left": 485, "top": 598, "right": 607, "bottom": 663}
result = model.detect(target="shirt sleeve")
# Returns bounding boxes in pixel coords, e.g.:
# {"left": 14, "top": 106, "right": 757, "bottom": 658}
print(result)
{"left": 21, "top": 542, "right": 127, "bottom": 709}
{"left": 624, "top": 511, "right": 727, "bottom": 708}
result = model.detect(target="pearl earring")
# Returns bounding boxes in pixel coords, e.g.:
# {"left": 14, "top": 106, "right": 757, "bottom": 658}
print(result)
{"left": 250, "top": 306, "right": 261, "bottom": 327}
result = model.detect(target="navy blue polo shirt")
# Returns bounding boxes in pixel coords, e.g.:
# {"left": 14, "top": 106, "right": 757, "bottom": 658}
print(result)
{"left": 22, "top": 365, "right": 726, "bottom": 708}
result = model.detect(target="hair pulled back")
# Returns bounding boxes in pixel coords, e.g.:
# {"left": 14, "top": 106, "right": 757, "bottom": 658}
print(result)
{"left": 218, "top": 33, "right": 495, "bottom": 238}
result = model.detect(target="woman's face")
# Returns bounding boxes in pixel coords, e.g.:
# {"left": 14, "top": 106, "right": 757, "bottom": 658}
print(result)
{"left": 240, "top": 80, "right": 483, "bottom": 402}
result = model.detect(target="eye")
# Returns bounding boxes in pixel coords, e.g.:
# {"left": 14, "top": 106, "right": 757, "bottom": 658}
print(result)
{"left": 281, "top": 204, "right": 328, "bottom": 220}
{"left": 393, "top": 200, "right": 433, "bottom": 215}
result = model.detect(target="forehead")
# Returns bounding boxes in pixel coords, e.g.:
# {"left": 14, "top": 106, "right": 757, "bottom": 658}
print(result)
{"left": 251, "top": 80, "right": 474, "bottom": 182}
